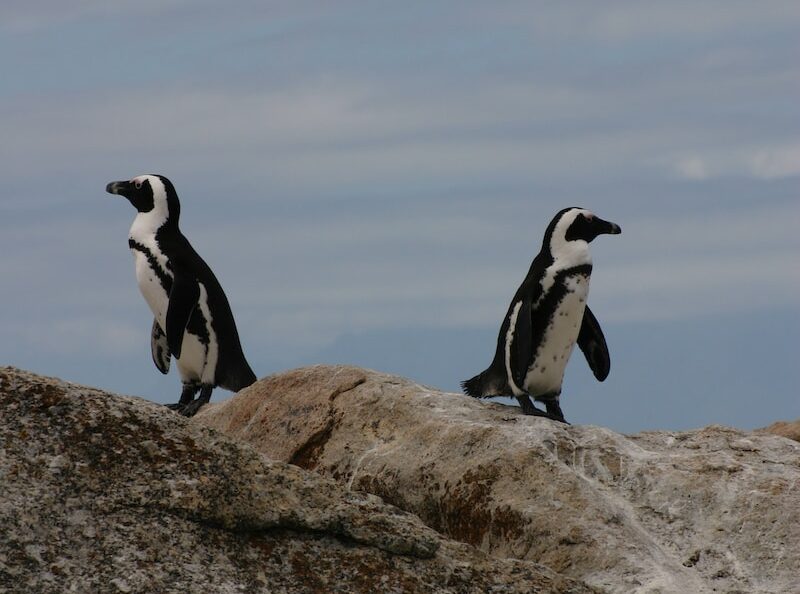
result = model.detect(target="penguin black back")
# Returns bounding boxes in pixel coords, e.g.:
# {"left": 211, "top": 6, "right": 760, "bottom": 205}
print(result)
{"left": 164, "top": 229, "right": 256, "bottom": 392}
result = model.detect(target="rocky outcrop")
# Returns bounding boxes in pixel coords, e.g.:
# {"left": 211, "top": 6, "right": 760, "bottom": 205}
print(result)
{"left": 195, "top": 365, "right": 800, "bottom": 594}
{"left": 757, "top": 419, "right": 800, "bottom": 443}
{"left": 0, "top": 367, "right": 594, "bottom": 594}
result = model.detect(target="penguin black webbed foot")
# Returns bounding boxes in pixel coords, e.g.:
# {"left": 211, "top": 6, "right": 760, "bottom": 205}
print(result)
{"left": 178, "top": 385, "right": 214, "bottom": 417}
{"left": 516, "top": 394, "right": 570, "bottom": 424}
{"left": 163, "top": 401, "right": 202, "bottom": 416}
{"left": 179, "top": 400, "right": 204, "bottom": 417}
{"left": 544, "top": 399, "right": 569, "bottom": 425}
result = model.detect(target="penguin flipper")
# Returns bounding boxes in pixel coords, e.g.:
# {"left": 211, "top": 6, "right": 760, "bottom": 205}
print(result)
{"left": 577, "top": 305, "right": 610, "bottom": 381}
{"left": 166, "top": 274, "right": 200, "bottom": 359}
{"left": 510, "top": 298, "right": 533, "bottom": 389}
{"left": 150, "top": 319, "right": 171, "bottom": 374}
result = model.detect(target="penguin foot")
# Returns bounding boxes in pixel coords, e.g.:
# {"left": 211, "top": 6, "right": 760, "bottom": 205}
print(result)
{"left": 163, "top": 401, "right": 205, "bottom": 416}
{"left": 179, "top": 400, "right": 205, "bottom": 417}
{"left": 179, "top": 385, "right": 214, "bottom": 417}
{"left": 516, "top": 395, "right": 569, "bottom": 424}
{"left": 544, "top": 400, "right": 569, "bottom": 425}
{"left": 524, "top": 407, "right": 570, "bottom": 424}
{"left": 165, "top": 383, "right": 201, "bottom": 414}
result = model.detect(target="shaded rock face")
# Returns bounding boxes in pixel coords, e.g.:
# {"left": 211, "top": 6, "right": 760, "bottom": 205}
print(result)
{"left": 0, "top": 367, "right": 595, "bottom": 594}
{"left": 196, "top": 365, "right": 800, "bottom": 594}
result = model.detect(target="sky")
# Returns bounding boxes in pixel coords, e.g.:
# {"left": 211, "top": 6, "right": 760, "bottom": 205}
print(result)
{"left": 1, "top": 1, "right": 798, "bottom": 433}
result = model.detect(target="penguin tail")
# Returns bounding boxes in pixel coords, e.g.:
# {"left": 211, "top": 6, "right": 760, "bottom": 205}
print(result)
{"left": 461, "top": 367, "right": 505, "bottom": 398}
{"left": 221, "top": 360, "right": 257, "bottom": 393}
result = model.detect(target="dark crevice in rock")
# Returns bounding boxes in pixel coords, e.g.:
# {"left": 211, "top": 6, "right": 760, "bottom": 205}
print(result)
{"left": 289, "top": 418, "right": 336, "bottom": 469}
{"left": 290, "top": 376, "right": 366, "bottom": 469}
{"left": 328, "top": 376, "right": 367, "bottom": 402}
{"left": 131, "top": 502, "right": 439, "bottom": 559}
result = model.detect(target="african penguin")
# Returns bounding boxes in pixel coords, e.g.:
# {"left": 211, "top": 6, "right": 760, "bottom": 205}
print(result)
{"left": 106, "top": 174, "right": 256, "bottom": 416}
{"left": 461, "top": 207, "right": 621, "bottom": 423}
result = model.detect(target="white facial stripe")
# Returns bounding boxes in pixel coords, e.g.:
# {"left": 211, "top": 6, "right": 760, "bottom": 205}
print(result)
{"left": 533, "top": 208, "right": 595, "bottom": 309}
{"left": 547, "top": 208, "right": 594, "bottom": 271}
{"left": 128, "top": 175, "right": 171, "bottom": 239}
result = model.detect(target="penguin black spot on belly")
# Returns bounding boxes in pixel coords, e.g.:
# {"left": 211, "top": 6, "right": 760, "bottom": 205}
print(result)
{"left": 129, "top": 239, "right": 210, "bottom": 345}
{"left": 129, "top": 239, "right": 173, "bottom": 294}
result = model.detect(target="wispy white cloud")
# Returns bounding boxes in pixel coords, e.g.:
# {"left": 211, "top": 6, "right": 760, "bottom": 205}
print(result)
{"left": 590, "top": 203, "right": 800, "bottom": 320}
{"left": 749, "top": 145, "right": 800, "bottom": 180}
{"left": 591, "top": 1, "right": 800, "bottom": 41}
{"left": 479, "top": 1, "right": 800, "bottom": 42}
{"left": 0, "top": 0, "right": 189, "bottom": 31}
{"left": 674, "top": 157, "right": 710, "bottom": 180}
{"left": 4, "top": 77, "right": 797, "bottom": 198}
{"left": 671, "top": 144, "right": 800, "bottom": 181}
{"left": 11, "top": 316, "right": 141, "bottom": 357}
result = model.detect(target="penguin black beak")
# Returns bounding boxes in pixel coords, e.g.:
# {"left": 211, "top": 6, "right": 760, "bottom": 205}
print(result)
{"left": 596, "top": 217, "right": 621, "bottom": 236}
{"left": 106, "top": 180, "right": 130, "bottom": 196}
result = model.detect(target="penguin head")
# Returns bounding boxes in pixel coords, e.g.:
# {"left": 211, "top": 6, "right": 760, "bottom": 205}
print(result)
{"left": 545, "top": 207, "right": 621, "bottom": 260}
{"left": 106, "top": 174, "right": 180, "bottom": 223}
{"left": 561, "top": 208, "right": 621, "bottom": 243}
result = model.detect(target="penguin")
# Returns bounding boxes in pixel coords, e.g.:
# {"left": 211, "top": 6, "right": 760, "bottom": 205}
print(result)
{"left": 106, "top": 174, "right": 256, "bottom": 416}
{"left": 461, "top": 207, "right": 621, "bottom": 423}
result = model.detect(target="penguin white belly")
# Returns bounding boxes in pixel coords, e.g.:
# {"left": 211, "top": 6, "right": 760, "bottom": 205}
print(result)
{"left": 524, "top": 273, "right": 590, "bottom": 396}
{"left": 175, "top": 332, "right": 207, "bottom": 383}
{"left": 131, "top": 250, "right": 210, "bottom": 383}
{"left": 133, "top": 249, "right": 169, "bottom": 325}
{"left": 195, "top": 283, "right": 218, "bottom": 385}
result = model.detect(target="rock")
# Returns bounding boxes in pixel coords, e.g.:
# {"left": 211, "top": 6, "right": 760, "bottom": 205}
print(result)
{"left": 195, "top": 365, "right": 800, "bottom": 594}
{"left": 0, "top": 366, "right": 594, "bottom": 594}
{"left": 757, "top": 419, "right": 800, "bottom": 443}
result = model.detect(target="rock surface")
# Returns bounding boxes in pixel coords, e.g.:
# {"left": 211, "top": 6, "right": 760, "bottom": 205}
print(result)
{"left": 196, "top": 365, "right": 800, "bottom": 594}
{"left": 0, "top": 366, "right": 595, "bottom": 594}
{"left": 757, "top": 419, "right": 800, "bottom": 443}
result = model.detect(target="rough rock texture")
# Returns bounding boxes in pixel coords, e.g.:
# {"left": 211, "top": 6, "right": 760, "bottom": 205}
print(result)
{"left": 757, "top": 419, "right": 800, "bottom": 443}
{"left": 196, "top": 365, "right": 800, "bottom": 594}
{"left": 0, "top": 367, "right": 595, "bottom": 594}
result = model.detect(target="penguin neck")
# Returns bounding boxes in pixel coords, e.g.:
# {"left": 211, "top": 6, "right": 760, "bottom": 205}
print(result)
{"left": 129, "top": 203, "right": 178, "bottom": 242}
{"left": 547, "top": 237, "right": 592, "bottom": 270}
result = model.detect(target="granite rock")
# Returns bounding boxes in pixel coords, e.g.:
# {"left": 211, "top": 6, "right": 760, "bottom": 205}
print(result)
{"left": 196, "top": 365, "right": 800, "bottom": 594}
{"left": 0, "top": 366, "right": 594, "bottom": 594}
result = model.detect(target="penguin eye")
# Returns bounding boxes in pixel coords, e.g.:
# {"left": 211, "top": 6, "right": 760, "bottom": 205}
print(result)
{"left": 134, "top": 180, "right": 142, "bottom": 190}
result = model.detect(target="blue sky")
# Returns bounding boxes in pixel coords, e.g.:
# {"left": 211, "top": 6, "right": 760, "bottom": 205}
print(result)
{"left": 2, "top": 1, "right": 798, "bottom": 432}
